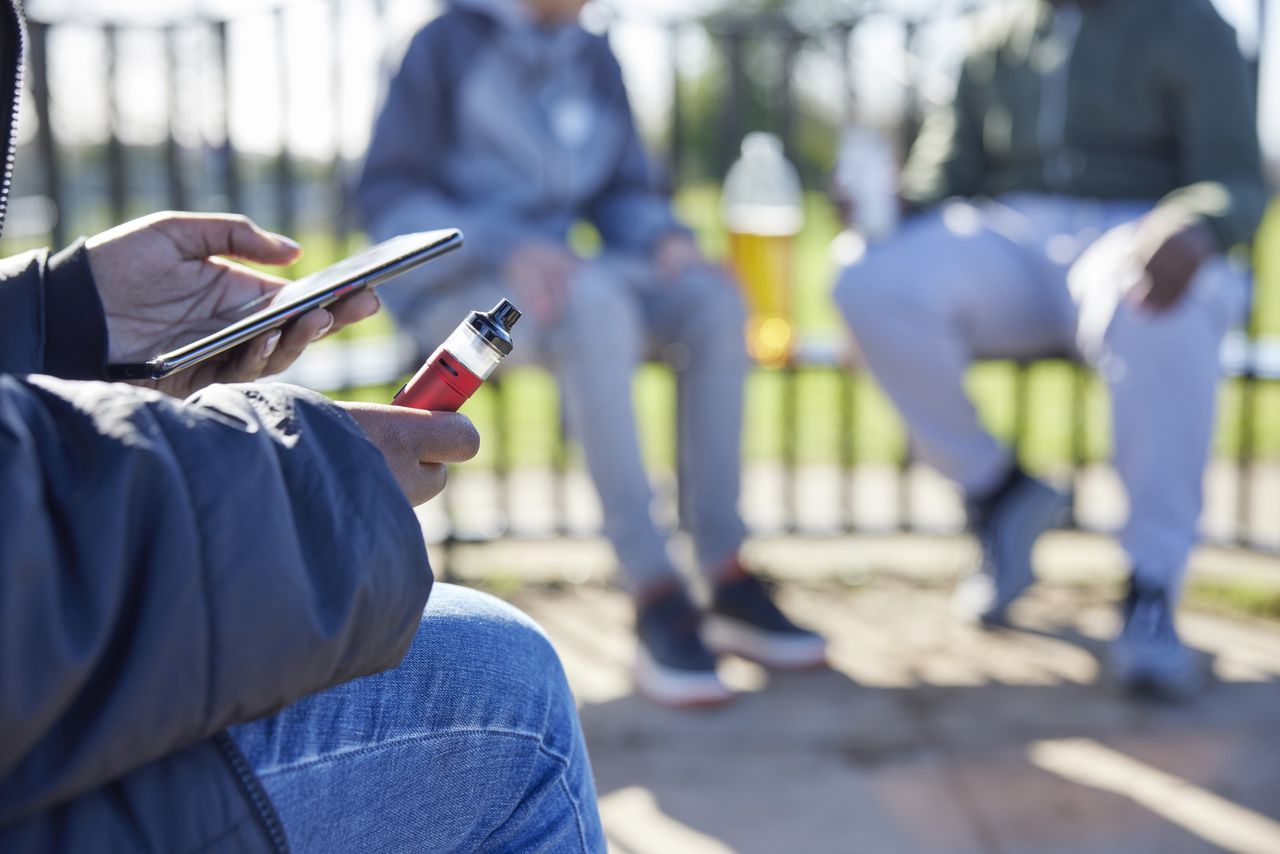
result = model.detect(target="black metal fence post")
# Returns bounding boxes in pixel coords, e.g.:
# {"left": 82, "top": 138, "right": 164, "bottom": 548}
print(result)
{"left": 27, "top": 20, "right": 63, "bottom": 247}
{"left": 164, "top": 25, "right": 189, "bottom": 211}
{"left": 1237, "top": 324, "right": 1260, "bottom": 547}
{"left": 104, "top": 25, "right": 127, "bottom": 224}
{"left": 329, "top": 0, "right": 350, "bottom": 252}
{"left": 719, "top": 23, "right": 745, "bottom": 179}
{"left": 213, "top": 19, "right": 241, "bottom": 214}
{"left": 273, "top": 7, "right": 296, "bottom": 236}
{"left": 667, "top": 21, "right": 683, "bottom": 190}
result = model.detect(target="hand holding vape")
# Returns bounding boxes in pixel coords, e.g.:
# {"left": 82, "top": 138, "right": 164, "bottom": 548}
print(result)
{"left": 392, "top": 299, "right": 521, "bottom": 412}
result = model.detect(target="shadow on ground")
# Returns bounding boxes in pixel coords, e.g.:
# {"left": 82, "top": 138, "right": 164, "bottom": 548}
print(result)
{"left": 517, "top": 581, "right": 1280, "bottom": 854}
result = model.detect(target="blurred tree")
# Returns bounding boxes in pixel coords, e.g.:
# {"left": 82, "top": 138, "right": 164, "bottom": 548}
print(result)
{"left": 673, "top": 4, "right": 841, "bottom": 189}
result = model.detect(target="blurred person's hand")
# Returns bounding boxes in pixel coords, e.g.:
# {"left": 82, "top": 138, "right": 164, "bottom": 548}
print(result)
{"left": 338, "top": 403, "right": 480, "bottom": 506}
{"left": 654, "top": 233, "right": 718, "bottom": 283}
{"left": 504, "top": 240, "right": 579, "bottom": 324}
{"left": 1129, "top": 212, "right": 1216, "bottom": 314}
{"left": 87, "top": 212, "right": 381, "bottom": 397}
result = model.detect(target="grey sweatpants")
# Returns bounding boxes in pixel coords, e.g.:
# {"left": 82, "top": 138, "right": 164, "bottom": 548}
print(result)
{"left": 834, "top": 194, "right": 1250, "bottom": 593}
{"left": 390, "top": 255, "right": 750, "bottom": 593}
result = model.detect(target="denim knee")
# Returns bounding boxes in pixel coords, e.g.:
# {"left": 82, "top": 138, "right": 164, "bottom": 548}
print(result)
{"left": 413, "top": 584, "right": 579, "bottom": 755}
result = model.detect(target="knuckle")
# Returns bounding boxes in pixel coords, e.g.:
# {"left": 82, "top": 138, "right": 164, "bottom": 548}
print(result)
{"left": 454, "top": 417, "right": 481, "bottom": 459}
{"left": 421, "top": 462, "right": 448, "bottom": 497}
{"left": 391, "top": 423, "right": 419, "bottom": 467}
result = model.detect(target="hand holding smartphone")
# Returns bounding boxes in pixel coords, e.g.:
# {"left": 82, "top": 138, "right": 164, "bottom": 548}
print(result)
{"left": 107, "top": 229, "right": 463, "bottom": 380}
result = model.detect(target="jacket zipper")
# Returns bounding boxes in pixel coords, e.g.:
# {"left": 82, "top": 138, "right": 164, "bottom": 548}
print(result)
{"left": 0, "top": 0, "right": 25, "bottom": 233}
{"left": 1036, "top": 3, "right": 1082, "bottom": 190}
{"left": 213, "top": 732, "right": 291, "bottom": 853}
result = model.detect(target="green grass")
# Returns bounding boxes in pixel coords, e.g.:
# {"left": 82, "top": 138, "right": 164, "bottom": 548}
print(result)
{"left": 6, "top": 187, "right": 1278, "bottom": 470}
{"left": 1185, "top": 578, "right": 1280, "bottom": 623}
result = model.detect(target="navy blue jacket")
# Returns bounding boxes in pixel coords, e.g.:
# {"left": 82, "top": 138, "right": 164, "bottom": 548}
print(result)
{"left": 0, "top": 3, "right": 433, "bottom": 849}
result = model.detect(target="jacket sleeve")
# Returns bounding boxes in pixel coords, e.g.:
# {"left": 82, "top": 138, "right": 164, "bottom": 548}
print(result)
{"left": 0, "top": 243, "right": 109, "bottom": 380}
{"left": 355, "top": 19, "right": 525, "bottom": 276}
{"left": 899, "top": 46, "right": 990, "bottom": 210}
{"left": 584, "top": 41, "right": 689, "bottom": 256}
{"left": 0, "top": 373, "right": 432, "bottom": 825}
{"left": 1151, "top": 1, "right": 1267, "bottom": 250}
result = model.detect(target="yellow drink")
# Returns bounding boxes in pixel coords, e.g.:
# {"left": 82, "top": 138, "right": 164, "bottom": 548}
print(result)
{"left": 728, "top": 230, "right": 795, "bottom": 367}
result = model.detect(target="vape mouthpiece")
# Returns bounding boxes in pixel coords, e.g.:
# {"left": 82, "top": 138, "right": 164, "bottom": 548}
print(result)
{"left": 467, "top": 299, "right": 521, "bottom": 356}
{"left": 488, "top": 299, "right": 522, "bottom": 332}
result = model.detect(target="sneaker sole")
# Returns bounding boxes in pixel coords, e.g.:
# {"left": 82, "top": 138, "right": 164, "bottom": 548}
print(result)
{"left": 702, "top": 615, "right": 828, "bottom": 670}
{"left": 953, "top": 482, "right": 1073, "bottom": 625}
{"left": 633, "top": 646, "right": 734, "bottom": 709}
{"left": 1107, "top": 645, "right": 1202, "bottom": 703}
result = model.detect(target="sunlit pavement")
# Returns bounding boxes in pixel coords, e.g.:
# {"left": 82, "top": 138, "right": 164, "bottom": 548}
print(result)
{"left": 497, "top": 549, "right": 1280, "bottom": 854}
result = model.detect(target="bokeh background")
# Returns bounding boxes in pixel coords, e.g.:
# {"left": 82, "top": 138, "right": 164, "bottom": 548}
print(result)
{"left": 7, "top": 0, "right": 1276, "bottom": 555}
{"left": 8, "top": 4, "right": 1280, "bottom": 851}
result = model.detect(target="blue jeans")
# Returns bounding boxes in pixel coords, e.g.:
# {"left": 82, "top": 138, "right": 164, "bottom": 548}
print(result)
{"left": 230, "top": 584, "right": 604, "bottom": 852}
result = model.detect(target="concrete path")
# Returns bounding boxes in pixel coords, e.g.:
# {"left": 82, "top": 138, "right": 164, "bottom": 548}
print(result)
{"left": 511, "top": 578, "right": 1280, "bottom": 854}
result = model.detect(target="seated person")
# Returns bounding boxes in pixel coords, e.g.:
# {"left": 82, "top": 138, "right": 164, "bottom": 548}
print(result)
{"left": 833, "top": 0, "right": 1266, "bottom": 699}
{"left": 356, "top": 0, "right": 826, "bottom": 707}
{"left": 0, "top": 5, "right": 601, "bottom": 847}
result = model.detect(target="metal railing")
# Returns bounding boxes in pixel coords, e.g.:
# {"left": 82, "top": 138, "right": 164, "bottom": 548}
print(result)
{"left": 5, "top": 0, "right": 1277, "bottom": 556}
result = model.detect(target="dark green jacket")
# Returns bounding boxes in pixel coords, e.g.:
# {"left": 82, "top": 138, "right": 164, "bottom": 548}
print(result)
{"left": 901, "top": 0, "right": 1267, "bottom": 249}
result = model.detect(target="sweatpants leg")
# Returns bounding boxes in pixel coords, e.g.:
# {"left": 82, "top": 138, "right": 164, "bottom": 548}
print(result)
{"left": 540, "top": 263, "right": 681, "bottom": 590}
{"left": 832, "top": 202, "right": 1075, "bottom": 495}
{"left": 1073, "top": 236, "right": 1250, "bottom": 594}
{"left": 639, "top": 265, "right": 750, "bottom": 576}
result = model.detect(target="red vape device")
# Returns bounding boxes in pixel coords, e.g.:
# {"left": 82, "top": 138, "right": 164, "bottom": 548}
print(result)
{"left": 392, "top": 299, "right": 521, "bottom": 412}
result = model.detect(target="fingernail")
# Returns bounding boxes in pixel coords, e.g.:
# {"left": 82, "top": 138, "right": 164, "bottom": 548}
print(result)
{"left": 262, "top": 329, "right": 282, "bottom": 359}
{"left": 314, "top": 313, "right": 334, "bottom": 340}
{"left": 269, "top": 232, "right": 301, "bottom": 252}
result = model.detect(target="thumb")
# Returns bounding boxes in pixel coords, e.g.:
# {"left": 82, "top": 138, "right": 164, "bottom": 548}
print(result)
{"left": 156, "top": 212, "right": 302, "bottom": 265}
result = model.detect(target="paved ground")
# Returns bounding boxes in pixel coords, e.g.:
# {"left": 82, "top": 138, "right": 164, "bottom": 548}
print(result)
{"left": 491, "top": 541, "right": 1280, "bottom": 854}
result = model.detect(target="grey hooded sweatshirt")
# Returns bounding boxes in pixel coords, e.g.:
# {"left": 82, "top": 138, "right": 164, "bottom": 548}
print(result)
{"left": 356, "top": 0, "right": 686, "bottom": 300}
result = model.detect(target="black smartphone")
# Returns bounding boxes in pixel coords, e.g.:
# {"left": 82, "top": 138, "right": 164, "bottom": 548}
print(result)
{"left": 107, "top": 229, "right": 462, "bottom": 380}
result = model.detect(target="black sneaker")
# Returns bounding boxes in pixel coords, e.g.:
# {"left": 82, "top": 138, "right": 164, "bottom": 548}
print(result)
{"left": 634, "top": 587, "right": 733, "bottom": 708}
{"left": 952, "top": 467, "right": 1072, "bottom": 626}
{"left": 1108, "top": 578, "right": 1201, "bottom": 701}
{"left": 703, "top": 572, "right": 827, "bottom": 670}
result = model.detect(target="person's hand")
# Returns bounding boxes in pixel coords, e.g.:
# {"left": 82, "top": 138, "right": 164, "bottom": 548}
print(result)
{"left": 1128, "top": 213, "right": 1216, "bottom": 314}
{"left": 87, "top": 212, "right": 381, "bottom": 397}
{"left": 654, "top": 233, "right": 712, "bottom": 282}
{"left": 338, "top": 403, "right": 480, "bottom": 506}
{"left": 503, "top": 240, "right": 579, "bottom": 324}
